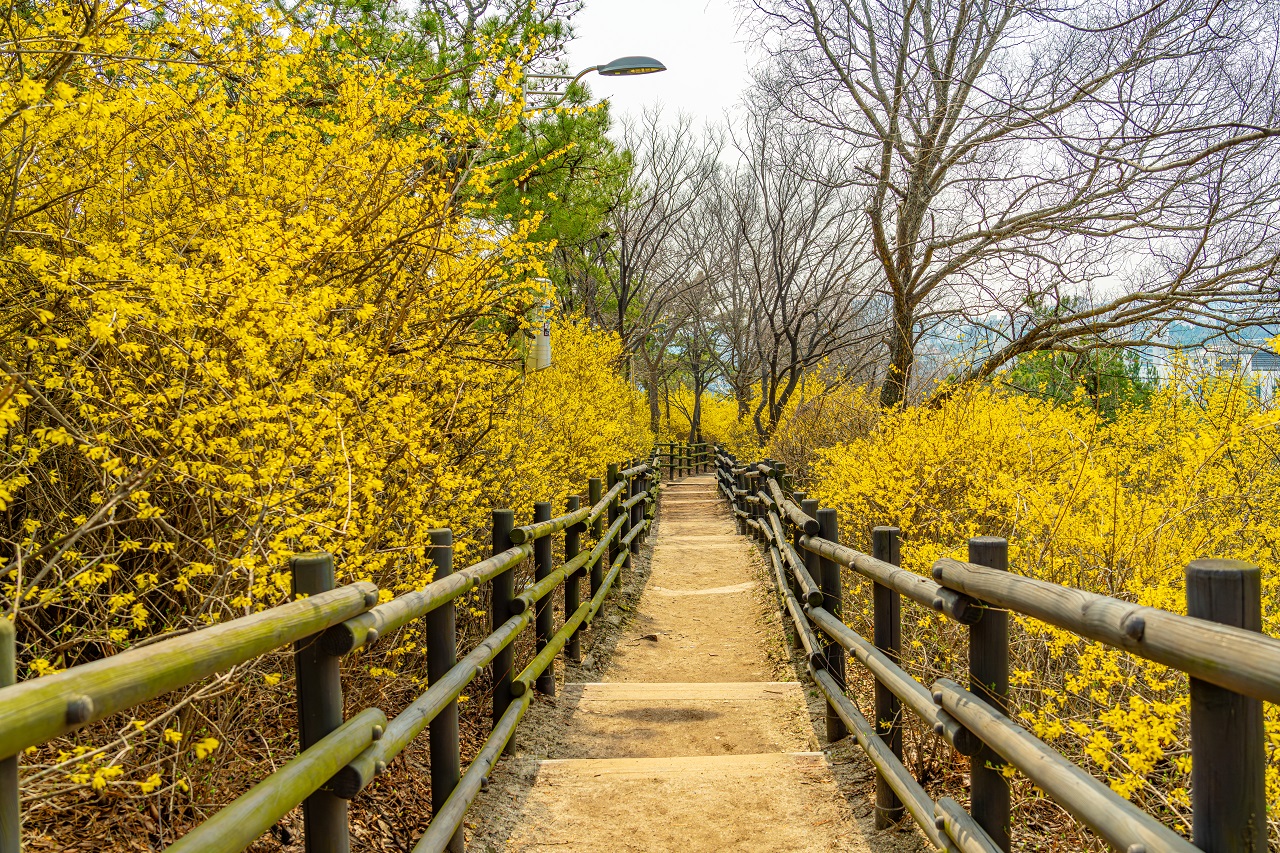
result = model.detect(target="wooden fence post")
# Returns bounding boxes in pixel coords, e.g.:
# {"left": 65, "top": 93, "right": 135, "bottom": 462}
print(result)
{"left": 629, "top": 472, "right": 642, "bottom": 557}
{"left": 491, "top": 509, "right": 516, "bottom": 753}
{"left": 589, "top": 479, "right": 604, "bottom": 598}
{"left": 1, "top": 618, "right": 17, "bottom": 853}
{"left": 291, "top": 552, "right": 350, "bottom": 853}
{"left": 640, "top": 467, "right": 652, "bottom": 542}
{"left": 816, "top": 509, "right": 848, "bottom": 743}
{"left": 735, "top": 472, "right": 748, "bottom": 535}
{"left": 667, "top": 443, "right": 675, "bottom": 481}
{"left": 968, "top": 536, "right": 1010, "bottom": 851}
{"left": 565, "top": 496, "right": 583, "bottom": 663}
{"left": 621, "top": 470, "right": 634, "bottom": 570}
{"left": 533, "top": 502, "right": 555, "bottom": 696}
{"left": 1187, "top": 559, "right": 1265, "bottom": 853}
{"left": 872, "top": 526, "right": 905, "bottom": 828}
{"left": 607, "top": 464, "right": 621, "bottom": 571}
{"left": 425, "top": 529, "right": 463, "bottom": 853}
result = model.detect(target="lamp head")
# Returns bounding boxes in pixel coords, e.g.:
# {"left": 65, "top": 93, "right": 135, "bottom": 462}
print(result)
{"left": 597, "top": 56, "right": 667, "bottom": 76}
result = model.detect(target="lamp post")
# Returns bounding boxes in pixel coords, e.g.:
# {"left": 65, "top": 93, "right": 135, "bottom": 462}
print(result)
{"left": 523, "top": 56, "right": 667, "bottom": 111}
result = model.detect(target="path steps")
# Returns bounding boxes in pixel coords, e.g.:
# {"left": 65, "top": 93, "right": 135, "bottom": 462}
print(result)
{"left": 474, "top": 475, "right": 882, "bottom": 852}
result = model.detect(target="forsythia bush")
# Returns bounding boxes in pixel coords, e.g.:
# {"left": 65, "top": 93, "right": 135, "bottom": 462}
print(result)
{"left": 0, "top": 0, "right": 649, "bottom": 838}
{"left": 661, "top": 372, "right": 871, "bottom": 463}
{"left": 660, "top": 387, "right": 762, "bottom": 458}
{"left": 806, "top": 378, "right": 1280, "bottom": 842}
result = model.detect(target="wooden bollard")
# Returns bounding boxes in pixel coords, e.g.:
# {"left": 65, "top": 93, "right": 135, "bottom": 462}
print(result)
{"left": 967, "top": 536, "right": 1010, "bottom": 851}
{"left": 425, "top": 529, "right": 463, "bottom": 852}
{"left": 817, "top": 509, "right": 848, "bottom": 743}
{"left": 589, "top": 479, "right": 604, "bottom": 598}
{"left": 291, "top": 552, "right": 350, "bottom": 853}
{"left": 872, "top": 526, "right": 905, "bottom": 828}
{"left": 533, "top": 502, "right": 555, "bottom": 695}
{"left": 491, "top": 509, "right": 516, "bottom": 753}
{"left": 1187, "top": 559, "right": 1265, "bottom": 853}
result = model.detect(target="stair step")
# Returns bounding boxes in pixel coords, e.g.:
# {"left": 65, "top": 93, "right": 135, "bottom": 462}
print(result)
{"left": 500, "top": 753, "right": 854, "bottom": 852}
{"left": 545, "top": 682, "right": 812, "bottom": 759}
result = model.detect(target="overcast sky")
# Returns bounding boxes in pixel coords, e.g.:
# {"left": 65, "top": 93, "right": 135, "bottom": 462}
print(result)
{"left": 563, "top": 0, "right": 754, "bottom": 129}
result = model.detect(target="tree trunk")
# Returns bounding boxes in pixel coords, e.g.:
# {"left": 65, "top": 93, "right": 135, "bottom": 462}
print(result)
{"left": 646, "top": 360, "right": 662, "bottom": 436}
{"left": 688, "top": 379, "right": 703, "bottom": 444}
{"left": 879, "top": 306, "right": 915, "bottom": 408}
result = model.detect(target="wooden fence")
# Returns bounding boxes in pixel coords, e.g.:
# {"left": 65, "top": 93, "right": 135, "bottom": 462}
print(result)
{"left": 716, "top": 447, "right": 1276, "bottom": 853}
{"left": 658, "top": 441, "right": 712, "bottom": 480}
{"left": 0, "top": 454, "right": 672, "bottom": 852}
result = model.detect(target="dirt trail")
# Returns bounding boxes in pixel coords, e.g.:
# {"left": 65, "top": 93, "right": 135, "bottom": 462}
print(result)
{"left": 467, "top": 475, "right": 928, "bottom": 852}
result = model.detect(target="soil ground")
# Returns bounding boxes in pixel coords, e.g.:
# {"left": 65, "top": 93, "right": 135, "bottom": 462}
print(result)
{"left": 466, "top": 474, "right": 932, "bottom": 852}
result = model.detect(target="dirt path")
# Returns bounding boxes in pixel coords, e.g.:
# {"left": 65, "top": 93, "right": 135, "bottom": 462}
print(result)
{"left": 466, "top": 475, "right": 930, "bottom": 852}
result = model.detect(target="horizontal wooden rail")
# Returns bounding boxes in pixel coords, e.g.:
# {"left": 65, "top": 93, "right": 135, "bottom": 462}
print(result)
{"left": 513, "top": 514, "right": 624, "bottom": 614}
{"left": 511, "top": 549, "right": 627, "bottom": 698}
{"left": 0, "top": 582, "right": 377, "bottom": 759}
{"left": 934, "top": 797, "right": 1001, "bottom": 853}
{"left": 324, "top": 548, "right": 530, "bottom": 655}
{"left": 618, "top": 462, "right": 653, "bottom": 478}
{"left": 413, "top": 692, "right": 531, "bottom": 853}
{"left": 586, "top": 480, "right": 627, "bottom": 524}
{"left": 807, "top": 607, "right": 977, "bottom": 755}
{"left": 767, "top": 546, "right": 825, "bottom": 668}
{"left": 166, "top": 708, "right": 387, "bottom": 853}
{"left": 801, "top": 535, "right": 979, "bottom": 624}
{"left": 934, "top": 556, "right": 1280, "bottom": 705}
{"left": 931, "top": 678, "right": 1199, "bottom": 853}
{"left": 510, "top": 505, "right": 590, "bottom": 544}
{"left": 811, "top": 666, "right": 960, "bottom": 852}
{"left": 333, "top": 608, "right": 533, "bottom": 797}
{"left": 767, "top": 513, "right": 822, "bottom": 608}
{"left": 621, "top": 490, "right": 650, "bottom": 510}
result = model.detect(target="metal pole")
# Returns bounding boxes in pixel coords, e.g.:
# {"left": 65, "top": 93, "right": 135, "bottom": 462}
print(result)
{"left": 565, "top": 496, "right": 583, "bottom": 662}
{"left": 1, "top": 618, "right": 18, "bottom": 853}
{"left": 816, "top": 509, "right": 847, "bottom": 743}
{"left": 1187, "top": 558, "right": 1265, "bottom": 853}
{"left": 425, "top": 530, "right": 463, "bottom": 853}
{"left": 491, "top": 509, "right": 516, "bottom": 752}
{"left": 292, "top": 552, "right": 349, "bottom": 853}
{"left": 533, "top": 502, "right": 555, "bottom": 696}
{"left": 968, "top": 536, "right": 1010, "bottom": 851}
{"left": 589, "top": 478, "right": 604, "bottom": 597}
{"left": 872, "top": 526, "right": 904, "bottom": 828}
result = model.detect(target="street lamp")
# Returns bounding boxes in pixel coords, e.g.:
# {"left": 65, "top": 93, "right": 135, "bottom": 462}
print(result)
{"left": 523, "top": 56, "right": 667, "bottom": 111}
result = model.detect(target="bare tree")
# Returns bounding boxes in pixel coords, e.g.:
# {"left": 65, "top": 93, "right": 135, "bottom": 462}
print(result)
{"left": 725, "top": 101, "right": 882, "bottom": 439}
{"left": 750, "top": 0, "right": 1280, "bottom": 405}
{"left": 567, "top": 109, "right": 722, "bottom": 432}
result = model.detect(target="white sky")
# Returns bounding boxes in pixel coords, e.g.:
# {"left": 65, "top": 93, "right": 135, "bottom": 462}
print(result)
{"left": 563, "top": 0, "right": 754, "bottom": 128}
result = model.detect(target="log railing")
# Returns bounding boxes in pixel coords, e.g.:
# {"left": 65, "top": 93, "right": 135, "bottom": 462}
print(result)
{"left": 716, "top": 446, "right": 1273, "bottom": 853}
{"left": 0, "top": 455, "right": 660, "bottom": 853}
{"left": 657, "top": 441, "right": 711, "bottom": 479}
